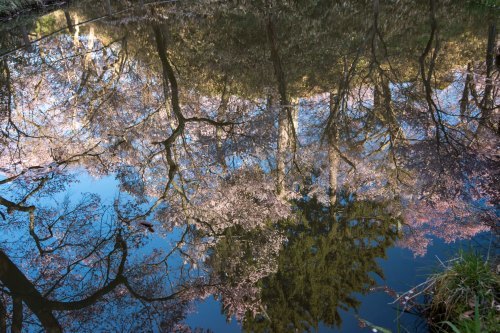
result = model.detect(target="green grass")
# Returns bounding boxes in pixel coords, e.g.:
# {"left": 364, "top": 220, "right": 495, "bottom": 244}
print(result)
{"left": 426, "top": 252, "right": 499, "bottom": 333}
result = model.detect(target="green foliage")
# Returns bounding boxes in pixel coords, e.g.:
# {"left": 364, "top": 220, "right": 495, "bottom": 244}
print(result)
{"left": 241, "top": 197, "right": 400, "bottom": 332}
{"left": 0, "top": 0, "right": 52, "bottom": 16}
{"left": 1, "top": 0, "right": 491, "bottom": 98}
{"left": 468, "top": 0, "right": 500, "bottom": 8}
{"left": 34, "top": 13, "right": 57, "bottom": 34}
{"left": 0, "top": 0, "right": 32, "bottom": 15}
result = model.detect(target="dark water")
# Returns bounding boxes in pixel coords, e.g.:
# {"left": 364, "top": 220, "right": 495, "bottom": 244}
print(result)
{"left": 0, "top": 0, "right": 498, "bottom": 332}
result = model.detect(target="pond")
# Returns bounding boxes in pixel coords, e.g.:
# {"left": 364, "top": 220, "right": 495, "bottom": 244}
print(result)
{"left": 0, "top": 0, "right": 498, "bottom": 332}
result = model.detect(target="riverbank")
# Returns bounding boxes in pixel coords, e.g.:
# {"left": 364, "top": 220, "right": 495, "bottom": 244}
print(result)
{"left": 397, "top": 251, "right": 500, "bottom": 333}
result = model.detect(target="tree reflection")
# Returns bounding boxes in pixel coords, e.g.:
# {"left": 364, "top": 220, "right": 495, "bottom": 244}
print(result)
{"left": 239, "top": 196, "right": 399, "bottom": 332}
{"left": 0, "top": 168, "right": 204, "bottom": 332}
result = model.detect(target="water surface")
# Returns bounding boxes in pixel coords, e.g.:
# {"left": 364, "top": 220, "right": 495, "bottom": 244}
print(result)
{"left": 0, "top": 0, "right": 498, "bottom": 332}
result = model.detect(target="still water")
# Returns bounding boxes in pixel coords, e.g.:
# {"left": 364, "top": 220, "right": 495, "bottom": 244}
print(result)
{"left": 0, "top": 0, "right": 498, "bottom": 332}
